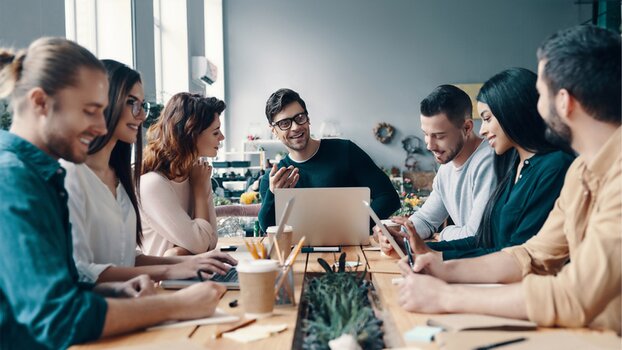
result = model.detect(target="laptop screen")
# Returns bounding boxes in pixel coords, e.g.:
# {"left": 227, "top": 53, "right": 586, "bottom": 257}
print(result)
{"left": 274, "top": 187, "right": 370, "bottom": 246}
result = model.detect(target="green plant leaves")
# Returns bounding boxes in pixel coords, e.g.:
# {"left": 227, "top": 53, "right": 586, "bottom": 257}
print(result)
{"left": 300, "top": 253, "right": 384, "bottom": 350}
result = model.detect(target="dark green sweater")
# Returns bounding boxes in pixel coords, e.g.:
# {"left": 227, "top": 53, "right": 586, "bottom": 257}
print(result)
{"left": 427, "top": 150, "right": 574, "bottom": 260}
{"left": 258, "top": 139, "right": 400, "bottom": 232}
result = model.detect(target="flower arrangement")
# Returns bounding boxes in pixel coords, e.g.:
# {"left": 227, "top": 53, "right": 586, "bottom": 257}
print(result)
{"left": 394, "top": 192, "right": 423, "bottom": 217}
{"left": 239, "top": 191, "right": 260, "bottom": 204}
{"left": 214, "top": 196, "right": 232, "bottom": 206}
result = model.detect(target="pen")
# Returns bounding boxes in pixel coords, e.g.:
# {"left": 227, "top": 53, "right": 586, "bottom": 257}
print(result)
{"left": 213, "top": 318, "right": 257, "bottom": 339}
{"left": 474, "top": 337, "right": 527, "bottom": 350}
{"left": 301, "top": 246, "right": 341, "bottom": 253}
{"left": 403, "top": 237, "right": 414, "bottom": 267}
{"left": 220, "top": 245, "right": 237, "bottom": 252}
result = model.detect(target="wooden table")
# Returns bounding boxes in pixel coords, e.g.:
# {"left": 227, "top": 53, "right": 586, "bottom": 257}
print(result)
{"left": 71, "top": 238, "right": 616, "bottom": 349}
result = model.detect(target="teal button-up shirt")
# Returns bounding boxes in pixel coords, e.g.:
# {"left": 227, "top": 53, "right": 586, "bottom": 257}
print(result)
{"left": 0, "top": 131, "right": 107, "bottom": 349}
{"left": 428, "top": 150, "right": 575, "bottom": 260}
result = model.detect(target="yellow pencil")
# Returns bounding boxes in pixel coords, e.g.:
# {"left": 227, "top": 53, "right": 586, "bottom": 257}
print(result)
{"left": 258, "top": 241, "right": 267, "bottom": 259}
{"left": 284, "top": 236, "right": 306, "bottom": 267}
{"left": 244, "top": 240, "right": 259, "bottom": 260}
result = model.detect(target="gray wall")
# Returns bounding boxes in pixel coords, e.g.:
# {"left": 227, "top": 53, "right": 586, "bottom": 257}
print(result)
{"left": 0, "top": 0, "right": 65, "bottom": 48}
{"left": 222, "top": 0, "right": 587, "bottom": 170}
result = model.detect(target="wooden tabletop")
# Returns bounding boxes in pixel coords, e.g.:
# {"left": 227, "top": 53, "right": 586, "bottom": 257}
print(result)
{"left": 70, "top": 238, "right": 616, "bottom": 349}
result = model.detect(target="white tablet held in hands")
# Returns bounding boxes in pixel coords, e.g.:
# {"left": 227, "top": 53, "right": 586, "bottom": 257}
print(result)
{"left": 363, "top": 200, "right": 406, "bottom": 258}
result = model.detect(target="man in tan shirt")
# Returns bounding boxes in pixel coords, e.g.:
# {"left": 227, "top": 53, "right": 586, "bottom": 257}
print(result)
{"left": 396, "top": 25, "right": 621, "bottom": 334}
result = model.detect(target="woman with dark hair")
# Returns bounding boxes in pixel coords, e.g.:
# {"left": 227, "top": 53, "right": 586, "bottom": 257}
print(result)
{"left": 63, "top": 60, "right": 235, "bottom": 283}
{"left": 140, "top": 92, "right": 226, "bottom": 256}
{"left": 380, "top": 68, "right": 574, "bottom": 259}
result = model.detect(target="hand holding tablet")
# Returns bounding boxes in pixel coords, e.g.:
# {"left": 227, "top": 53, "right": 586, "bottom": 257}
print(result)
{"left": 363, "top": 201, "right": 406, "bottom": 259}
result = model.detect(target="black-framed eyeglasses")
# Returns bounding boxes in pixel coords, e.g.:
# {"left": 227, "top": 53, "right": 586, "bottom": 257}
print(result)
{"left": 271, "top": 112, "right": 309, "bottom": 131}
{"left": 126, "top": 98, "right": 150, "bottom": 118}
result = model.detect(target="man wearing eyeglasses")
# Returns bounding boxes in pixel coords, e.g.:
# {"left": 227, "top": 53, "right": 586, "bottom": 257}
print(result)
{"left": 257, "top": 88, "right": 400, "bottom": 231}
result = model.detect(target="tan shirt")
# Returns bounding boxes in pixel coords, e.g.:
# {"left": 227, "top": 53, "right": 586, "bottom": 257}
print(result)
{"left": 503, "top": 127, "right": 621, "bottom": 334}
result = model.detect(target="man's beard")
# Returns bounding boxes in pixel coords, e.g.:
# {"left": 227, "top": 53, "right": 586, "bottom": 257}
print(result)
{"left": 544, "top": 105, "right": 574, "bottom": 153}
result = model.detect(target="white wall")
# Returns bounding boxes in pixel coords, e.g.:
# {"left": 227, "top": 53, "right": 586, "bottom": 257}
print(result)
{"left": 222, "top": 0, "right": 589, "bottom": 170}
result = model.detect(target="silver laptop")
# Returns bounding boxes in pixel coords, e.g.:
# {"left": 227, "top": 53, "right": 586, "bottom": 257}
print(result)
{"left": 274, "top": 187, "right": 370, "bottom": 246}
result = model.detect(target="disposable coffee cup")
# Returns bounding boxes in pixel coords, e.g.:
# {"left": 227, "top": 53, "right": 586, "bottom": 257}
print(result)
{"left": 266, "top": 225, "right": 293, "bottom": 260}
{"left": 237, "top": 259, "right": 279, "bottom": 318}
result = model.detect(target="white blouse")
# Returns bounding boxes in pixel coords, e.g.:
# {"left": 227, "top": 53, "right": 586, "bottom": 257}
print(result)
{"left": 139, "top": 172, "right": 218, "bottom": 256}
{"left": 61, "top": 161, "right": 138, "bottom": 283}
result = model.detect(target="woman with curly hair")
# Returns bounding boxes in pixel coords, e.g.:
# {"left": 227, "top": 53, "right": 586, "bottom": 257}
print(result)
{"left": 141, "top": 93, "right": 226, "bottom": 256}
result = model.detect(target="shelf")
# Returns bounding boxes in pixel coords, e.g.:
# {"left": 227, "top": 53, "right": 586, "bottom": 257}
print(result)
{"left": 216, "top": 151, "right": 262, "bottom": 156}
{"left": 214, "top": 166, "right": 262, "bottom": 170}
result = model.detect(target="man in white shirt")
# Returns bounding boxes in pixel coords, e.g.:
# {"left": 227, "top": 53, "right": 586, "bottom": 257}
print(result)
{"left": 377, "top": 85, "right": 495, "bottom": 246}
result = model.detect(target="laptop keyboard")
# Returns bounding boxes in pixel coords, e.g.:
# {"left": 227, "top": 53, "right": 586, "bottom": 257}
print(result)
{"left": 210, "top": 267, "right": 238, "bottom": 283}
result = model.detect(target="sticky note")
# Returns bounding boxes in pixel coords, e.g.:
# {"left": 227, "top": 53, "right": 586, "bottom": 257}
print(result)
{"left": 403, "top": 326, "right": 444, "bottom": 343}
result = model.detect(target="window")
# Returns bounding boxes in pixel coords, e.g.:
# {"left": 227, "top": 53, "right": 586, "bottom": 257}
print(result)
{"left": 65, "top": 0, "right": 133, "bottom": 67}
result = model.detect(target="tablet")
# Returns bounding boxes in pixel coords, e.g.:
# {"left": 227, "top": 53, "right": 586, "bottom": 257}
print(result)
{"left": 363, "top": 200, "right": 406, "bottom": 258}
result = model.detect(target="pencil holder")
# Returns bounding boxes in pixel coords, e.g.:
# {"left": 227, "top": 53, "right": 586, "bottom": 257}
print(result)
{"left": 275, "top": 266, "right": 295, "bottom": 306}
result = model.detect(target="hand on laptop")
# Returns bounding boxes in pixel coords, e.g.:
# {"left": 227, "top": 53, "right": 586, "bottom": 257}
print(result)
{"left": 167, "top": 251, "right": 238, "bottom": 280}
{"left": 269, "top": 164, "right": 299, "bottom": 193}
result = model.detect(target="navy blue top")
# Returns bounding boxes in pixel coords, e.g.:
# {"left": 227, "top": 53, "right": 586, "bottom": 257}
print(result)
{"left": 258, "top": 139, "right": 399, "bottom": 231}
{"left": 0, "top": 131, "right": 107, "bottom": 349}
{"left": 428, "top": 151, "right": 575, "bottom": 260}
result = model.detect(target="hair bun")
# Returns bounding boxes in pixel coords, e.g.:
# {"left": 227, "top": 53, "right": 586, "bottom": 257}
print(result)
{"left": 0, "top": 49, "right": 26, "bottom": 98}
{"left": 0, "top": 52, "right": 16, "bottom": 64}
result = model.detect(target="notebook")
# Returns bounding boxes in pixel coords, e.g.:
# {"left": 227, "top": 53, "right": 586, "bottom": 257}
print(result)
{"left": 146, "top": 308, "right": 239, "bottom": 331}
{"left": 427, "top": 314, "right": 537, "bottom": 331}
{"left": 435, "top": 330, "right": 621, "bottom": 350}
{"left": 274, "top": 187, "right": 371, "bottom": 246}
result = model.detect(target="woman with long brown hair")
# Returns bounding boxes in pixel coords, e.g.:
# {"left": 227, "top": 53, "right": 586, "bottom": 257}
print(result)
{"left": 63, "top": 61, "right": 235, "bottom": 283}
{"left": 141, "top": 92, "right": 226, "bottom": 256}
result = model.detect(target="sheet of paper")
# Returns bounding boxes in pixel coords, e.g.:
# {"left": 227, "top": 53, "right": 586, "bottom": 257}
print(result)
{"left": 222, "top": 323, "right": 288, "bottom": 343}
{"left": 146, "top": 308, "right": 239, "bottom": 331}
{"left": 403, "top": 326, "right": 444, "bottom": 343}
{"left": 107, "top": 340, "right": 206, "bottom": 350}
{"left": 333, "top": 261, "right": 362, "bottom": 269}
{"left": 391, "top": 277, "right": 405, "bottom": 285}
{"left": 436, "top": 330, "right": 621, "bottom": 350}
{"left": 427, "top": 314, "right": 537, "bottom": 331}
